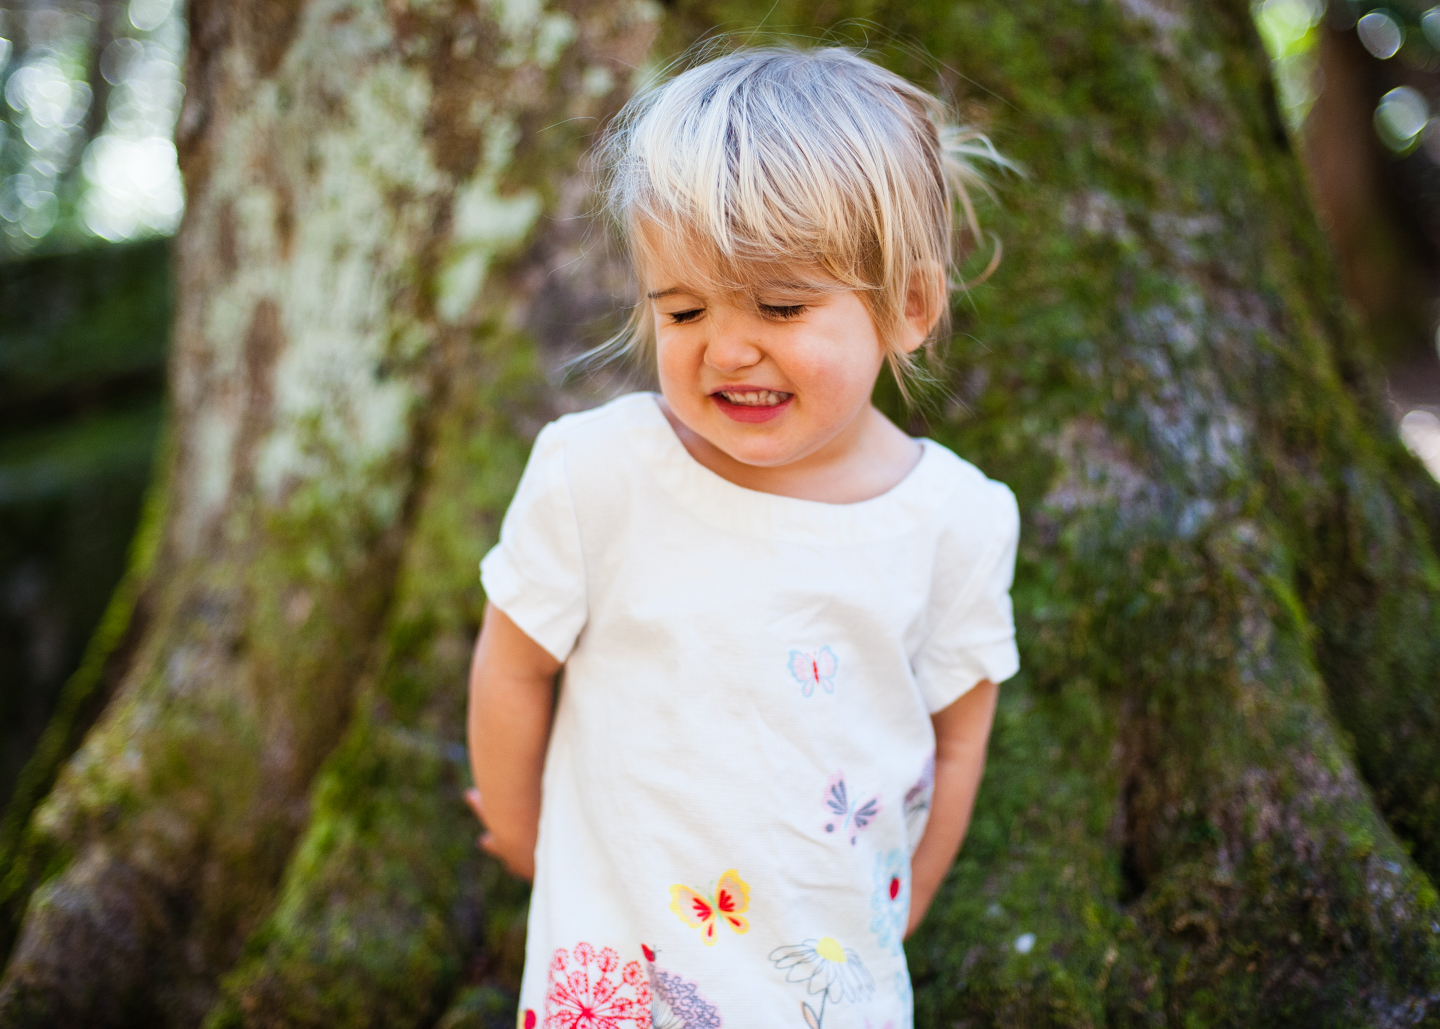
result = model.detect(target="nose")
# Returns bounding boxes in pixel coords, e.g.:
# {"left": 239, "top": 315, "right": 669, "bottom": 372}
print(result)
{"left": 703, "top": 311, "right": 764, "bottom": 373}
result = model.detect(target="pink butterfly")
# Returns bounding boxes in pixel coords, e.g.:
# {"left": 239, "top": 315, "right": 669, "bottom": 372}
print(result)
{"left": 823, "top": 772, "right": 880, "bottom": 845}
{"left": 789, "top": 646, "right": 838, "bottom": 696}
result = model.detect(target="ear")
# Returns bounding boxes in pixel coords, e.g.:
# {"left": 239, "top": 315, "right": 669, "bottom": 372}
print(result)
{"left": 900, "top": 262, "right": 947, "bottom": 354}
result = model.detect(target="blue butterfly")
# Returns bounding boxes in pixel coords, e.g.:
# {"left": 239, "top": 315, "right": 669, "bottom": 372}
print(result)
{"left": 789, "top": 646, "right": 838, "bottom": 696}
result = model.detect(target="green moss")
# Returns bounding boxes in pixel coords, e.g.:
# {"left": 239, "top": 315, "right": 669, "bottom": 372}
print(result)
{"left": 11, "top": 0, "right": 1440, "bottom": 1025}
{"left": 651, "top": 0, "right": 1440, "bottom": 1020}
{"left": 203, "top": 716, "right": 478, "bottom": 1029}
{"left": 201, "top": 322, "right": 549, "bottom": 1027}
{"left": 0, "top": 423, "right": 168, "bottom": 962}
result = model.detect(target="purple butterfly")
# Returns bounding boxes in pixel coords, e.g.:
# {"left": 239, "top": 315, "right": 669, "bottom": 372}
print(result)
{"left": 823, "top": 771, "right": 881, "bottom": 845}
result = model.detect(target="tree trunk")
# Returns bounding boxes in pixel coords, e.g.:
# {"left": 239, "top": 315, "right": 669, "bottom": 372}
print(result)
{"left": 0, "top": 0, "right": 653, "bottom": 1023}
{"left": 4, "top": 0, "right": 1440, "bottom": 1027}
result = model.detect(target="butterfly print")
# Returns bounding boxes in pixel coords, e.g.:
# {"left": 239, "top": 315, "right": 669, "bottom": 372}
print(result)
{"left": 668, "top": 870, "right": 751, "bottom": 945}
{"left": 823, "top": 772, "right": 880, "bottom": 845}
{"left": 902, "top": 753, "right": 935, "bottom": 849}
{"left": 788, "top": 647, "right": 838, "bottom": 696}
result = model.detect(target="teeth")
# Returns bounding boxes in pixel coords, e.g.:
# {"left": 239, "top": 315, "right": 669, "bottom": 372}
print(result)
{"left": 719, "top": 390, "right": 787, "bottom": 406}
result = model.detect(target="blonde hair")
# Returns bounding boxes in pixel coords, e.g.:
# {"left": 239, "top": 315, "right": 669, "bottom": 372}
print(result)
{"left": 589, "top": 43, "right": 1009, "bottom": 392}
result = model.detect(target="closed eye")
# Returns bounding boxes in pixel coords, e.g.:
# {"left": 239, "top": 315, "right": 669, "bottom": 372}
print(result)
{"left": 668, "top": 308, "right": 704, "bottom": 324}
{"left": 759, "top": 304, "right": 806, "bottom": 320}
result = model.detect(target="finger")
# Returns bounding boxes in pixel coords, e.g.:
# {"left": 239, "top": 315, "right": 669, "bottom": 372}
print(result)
{"left": 464, "top": 788, "right": 485, "bottom": 817}
{"left": 479, "top": 832, "right": 500, "bottom": 856}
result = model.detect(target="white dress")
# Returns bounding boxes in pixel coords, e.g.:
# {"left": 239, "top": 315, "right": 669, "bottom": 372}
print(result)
{"left": 480, "top": 393, "right": 1019, "bottom": 1029}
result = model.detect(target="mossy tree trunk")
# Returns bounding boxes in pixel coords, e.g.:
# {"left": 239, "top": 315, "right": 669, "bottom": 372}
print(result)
{"left": 0, "top": 0, "right": 653, "bottom": 1024}
{"left": 3, "top": 0, "right": 1440, "bottom": 1027}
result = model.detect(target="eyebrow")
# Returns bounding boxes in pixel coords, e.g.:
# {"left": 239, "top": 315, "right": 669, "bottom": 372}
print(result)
{"left": 645, "top": 287, "right": 694, "bottom": 300}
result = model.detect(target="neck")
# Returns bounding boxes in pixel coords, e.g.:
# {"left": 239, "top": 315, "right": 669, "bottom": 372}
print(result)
{"left": 656, "top": 398, "right": 921, "bottom": 504}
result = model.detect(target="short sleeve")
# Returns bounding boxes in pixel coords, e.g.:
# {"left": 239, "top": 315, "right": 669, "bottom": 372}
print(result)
{"left": 479, "top": 423, "right": 587, "bottom": 662}
{"left": 912, "top": 482, "right": 1020, "bottom": 712}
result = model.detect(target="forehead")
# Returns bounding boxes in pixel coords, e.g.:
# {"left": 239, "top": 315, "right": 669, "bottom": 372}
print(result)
{"left": 632, "top": 218, "right": 844, "bottom": 299}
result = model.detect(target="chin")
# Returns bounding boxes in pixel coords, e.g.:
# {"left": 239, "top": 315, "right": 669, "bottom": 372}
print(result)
{"left": 716, "top": 438, "right": 799, "bottom": 469}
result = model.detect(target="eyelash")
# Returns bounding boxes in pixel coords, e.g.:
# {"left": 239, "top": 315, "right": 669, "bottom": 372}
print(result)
{"left": 665, "top": 304, "right": 807, "bottom": 325}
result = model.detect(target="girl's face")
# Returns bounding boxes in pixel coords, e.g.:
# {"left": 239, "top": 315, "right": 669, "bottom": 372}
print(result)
{"left": 647, "top": 264, "right": 911, "bottom": 472}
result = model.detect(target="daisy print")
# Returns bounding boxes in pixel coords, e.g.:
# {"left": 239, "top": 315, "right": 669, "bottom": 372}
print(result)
{"left": 769, "top": 936, "right": 874, "bottom": 1029}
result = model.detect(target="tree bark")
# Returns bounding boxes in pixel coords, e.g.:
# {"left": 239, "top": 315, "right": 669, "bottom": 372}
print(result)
{"left": 0, "top": 0, "right": 652, "bottom": 1024}
{"left": 4, "top": 0, "right": 1440, "bottom": 1027}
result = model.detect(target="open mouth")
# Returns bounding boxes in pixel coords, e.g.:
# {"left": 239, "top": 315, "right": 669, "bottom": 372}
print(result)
{"left": 714, "top": 389, "right": 791, "bottom": 407}
{"left": 710, "top": 388, "right": 794, "bottom": 423}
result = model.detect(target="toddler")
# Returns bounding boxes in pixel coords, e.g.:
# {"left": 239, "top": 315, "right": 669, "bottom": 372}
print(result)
{"left": 467, "top": 44, "right": 1019, "bottom": 1029}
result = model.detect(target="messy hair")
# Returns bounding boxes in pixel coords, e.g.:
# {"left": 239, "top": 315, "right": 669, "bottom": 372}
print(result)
{"left": 588, "top": 42, "right": 1009, "bottom": 394}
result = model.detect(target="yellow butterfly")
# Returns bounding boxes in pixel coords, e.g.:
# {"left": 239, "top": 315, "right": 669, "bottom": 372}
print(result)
{"left": 668, "top": 869, "right": 751, "bottom": 945}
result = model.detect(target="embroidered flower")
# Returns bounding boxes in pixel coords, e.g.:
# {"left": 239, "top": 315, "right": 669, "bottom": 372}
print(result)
{"left": 870, "top": 849, "right": 909, "bottom": 955}
{"left": 769, "top": 937, "right": 875, "bottom": 1005}
{"left": 641, "top": 943, "right": 722, "bottom": 1029}
{"left": 544, "top": 942, "right": 651, "bottom": 1028}
{"left": 893, "top": 970, "right": 914, "bottom": 1029}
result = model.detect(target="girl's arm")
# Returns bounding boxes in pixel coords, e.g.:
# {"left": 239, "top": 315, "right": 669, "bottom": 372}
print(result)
{"left": 906, "top": 678, "right": 1000, "bottom": 936}
{"left": 465, "top": 604, "right": 561, "bottom": 881}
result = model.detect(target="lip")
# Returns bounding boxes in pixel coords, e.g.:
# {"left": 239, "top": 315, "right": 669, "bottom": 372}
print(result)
{"left": 709, "top": 386, "right": 793, "bottom": 424}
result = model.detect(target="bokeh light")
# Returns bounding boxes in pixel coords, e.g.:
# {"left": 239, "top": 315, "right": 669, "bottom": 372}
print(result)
{"left": 1254, "top": 0, "right": 1325, "bottom": 131}
{"left": 1401, "top": 409, "right": 1440, "bottom": 479}
{"left": 80, "top": 1, "right": 186, "bottom": 243}
{"left": 1376, "top": 86, "right": 1430, "bottom": 153}
{"left": 1357, "top": 9, "right": 1404, "bottom": 59}
{"left": 0, "top": 0, "right": 185, "bottom": 256}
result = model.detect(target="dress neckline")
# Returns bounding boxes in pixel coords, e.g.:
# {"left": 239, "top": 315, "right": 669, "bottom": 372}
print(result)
{"left": 626, "top": 392, "right": 959, "bottom": 544}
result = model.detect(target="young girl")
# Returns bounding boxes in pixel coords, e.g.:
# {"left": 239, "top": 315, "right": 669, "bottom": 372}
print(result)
{"left": 466, "top": 45, "right": 1018, "bottom": 1029}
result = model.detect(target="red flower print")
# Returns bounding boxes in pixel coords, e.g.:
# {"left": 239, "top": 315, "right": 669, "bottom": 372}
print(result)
{"left": 544, "top": 942, "right": 652, "bottom": 1029}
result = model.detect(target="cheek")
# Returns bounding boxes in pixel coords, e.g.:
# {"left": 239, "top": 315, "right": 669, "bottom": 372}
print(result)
{"left": 654, "top": 334, "right": 685, "bottom": 382}
{"left": 654, "top": 334, "right": 704, "bottom": 406}
{"left": 787, "top": 338, "right": 885, "bottom": 406}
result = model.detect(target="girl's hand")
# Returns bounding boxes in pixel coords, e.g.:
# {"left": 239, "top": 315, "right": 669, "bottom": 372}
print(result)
{"left": 466, "top": 604, "right": 558, "bottom": 886}
{"left": 464, "top": 787, "right": 536, "bottom": 880}
{"left": 904, "top": 678, "right": 1000, "bottom": 938}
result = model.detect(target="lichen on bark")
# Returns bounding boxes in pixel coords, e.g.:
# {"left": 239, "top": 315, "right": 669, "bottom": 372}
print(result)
{"left": 0, "top": 0, "right": 652, "bottom": 1024}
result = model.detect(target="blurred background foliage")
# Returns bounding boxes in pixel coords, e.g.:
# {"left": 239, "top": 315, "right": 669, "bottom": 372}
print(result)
{"left": 0, "top": 0, "right": 179, "bottom": 812}
{"left": 0, "top": 0, "right": 183, "bottom": 256}
{"left": 1, "top": 0, "right": 1440, "bottom": 815}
